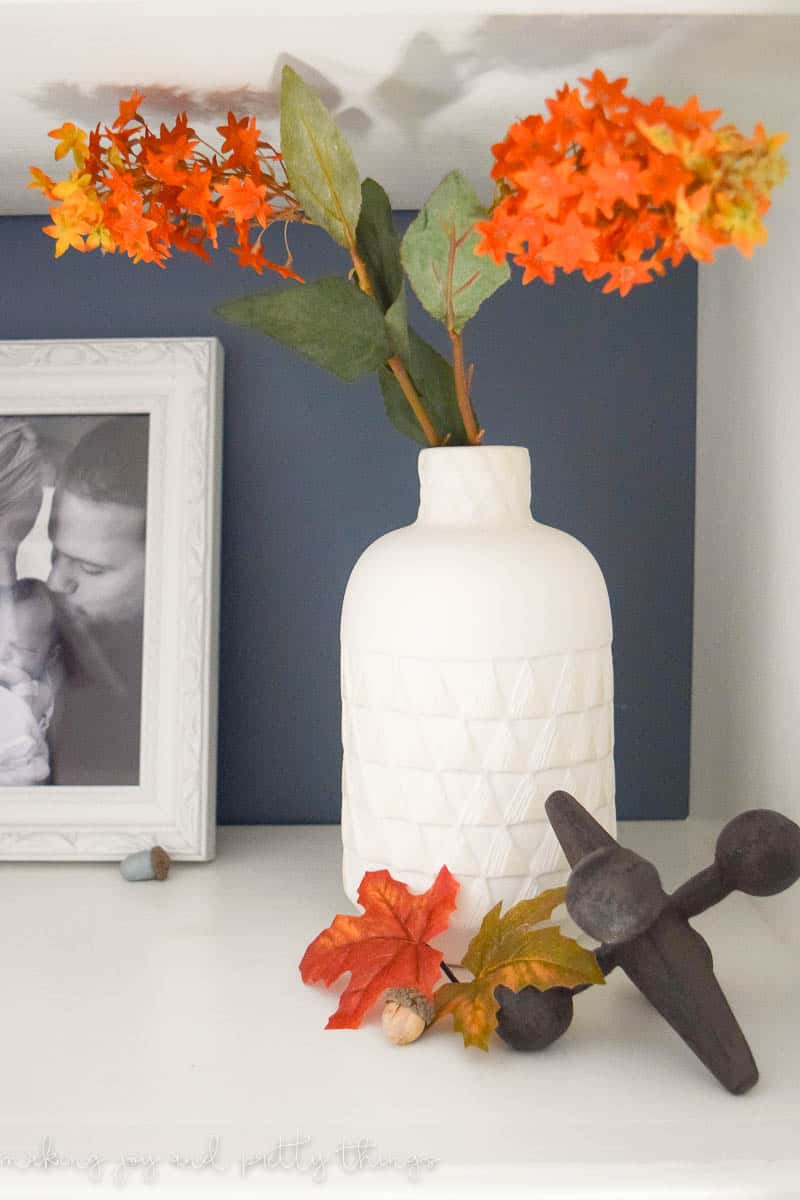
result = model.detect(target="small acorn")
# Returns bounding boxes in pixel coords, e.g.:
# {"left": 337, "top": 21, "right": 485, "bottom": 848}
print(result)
{"left": 119, "top": 846, "right": 171, "bottom": 882}
{"left": 381, "top": 987, "right": 434, "bottom": 1045}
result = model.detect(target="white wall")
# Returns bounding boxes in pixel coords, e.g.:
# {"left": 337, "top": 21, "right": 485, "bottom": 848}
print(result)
{"left": 692, "top": 102, "right": 800, "bottom": 932}
{"left": 4, "top": 12, "right": 799, "bottom": 215}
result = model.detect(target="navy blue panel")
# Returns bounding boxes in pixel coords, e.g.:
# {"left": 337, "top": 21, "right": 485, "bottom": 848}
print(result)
{"left": 0, "top": 214, "right": 695, "bottom": 821}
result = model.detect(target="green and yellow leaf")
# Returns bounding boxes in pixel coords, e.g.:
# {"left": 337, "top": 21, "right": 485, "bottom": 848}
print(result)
{"left": 435, "top": 888, "right": 604, "bottom": 1050}
{"left": 280, "top": 66, "right": 362, "bottom": 251}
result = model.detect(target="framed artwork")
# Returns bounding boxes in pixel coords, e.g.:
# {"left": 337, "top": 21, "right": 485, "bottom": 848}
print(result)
{"left": 0, "top": 338, "right": 222, "bottom": 860}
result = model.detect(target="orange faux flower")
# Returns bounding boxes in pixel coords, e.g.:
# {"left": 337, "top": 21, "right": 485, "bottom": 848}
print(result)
{"left": 216, "top": 112, "right": 264, "bottom": 170}
{"left": 31, "top": 93, "right": 305, "bottom": 278}
{"left": 113, "top": 89, "right": 145, "bottom": 130}
{"left": 478, "top": 70, "right": 788, "bottom": 295}
{"left": 216, "top": 176, "right": 272, "bottom": 225}
{"left": 48, "top": 121, "right": 88, "bottom": 165}
{"left": 510, "top": 158, "right": 578, "bottom": 217}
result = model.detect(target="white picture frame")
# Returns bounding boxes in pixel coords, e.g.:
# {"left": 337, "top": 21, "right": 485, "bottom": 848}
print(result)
{"left": 0, "top": 337, "right": 222, "bottom": 860}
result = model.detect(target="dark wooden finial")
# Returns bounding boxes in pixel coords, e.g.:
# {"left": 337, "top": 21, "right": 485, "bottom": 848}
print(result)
{"left": 538, "top": 792, "right": 800, "bottom": 1093}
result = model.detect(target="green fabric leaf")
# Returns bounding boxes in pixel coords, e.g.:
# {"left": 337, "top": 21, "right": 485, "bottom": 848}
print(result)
{"left": 356, "top": 178, "right": 403, "bottom": 310}
{"left": 379, "top": 328, "right": 471, "bottom": 445}
{"left": 280, "top": 66, "right": 362, "bottom": 250}
{"left": 356, "top": 178, "right": 410, "bottom": 362}
{"left": 400, "top": 170, "right": 509, "bottom": 333}
{"left": 217, "top": 277, "right": 390, "bottom": 383}
{"left": 384, "top": 285, "right": 410, "bottom": 364}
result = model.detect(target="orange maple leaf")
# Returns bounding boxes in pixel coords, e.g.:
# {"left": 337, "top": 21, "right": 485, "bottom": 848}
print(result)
{"left": 299, "top": 866, "right": 459, "bottom": 1029}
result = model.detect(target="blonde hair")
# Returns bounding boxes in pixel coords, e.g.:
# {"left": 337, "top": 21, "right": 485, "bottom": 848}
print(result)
{"left": 0, "top": 419, "right": 42, "bottom": 519}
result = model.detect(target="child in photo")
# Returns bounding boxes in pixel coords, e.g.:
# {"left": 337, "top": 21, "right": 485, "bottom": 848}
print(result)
{"left": 0, "top": 416, "right": 60, "bottom": 784}
{"left": 0, "top": 579, "right": 61, "bottom": 785}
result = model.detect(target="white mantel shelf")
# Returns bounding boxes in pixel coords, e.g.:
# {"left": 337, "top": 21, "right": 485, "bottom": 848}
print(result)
{"left": 1, "top": 820, "right": 798, "bottom": 1197}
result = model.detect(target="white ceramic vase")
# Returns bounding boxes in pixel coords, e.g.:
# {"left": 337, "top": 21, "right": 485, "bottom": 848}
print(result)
{"left": 340, "top": 445, "right": 615, "bottom": 958}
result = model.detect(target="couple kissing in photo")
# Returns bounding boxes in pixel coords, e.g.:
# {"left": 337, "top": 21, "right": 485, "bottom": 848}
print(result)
{"left": 0, "top": 415, "right": 148, "bottom": 787}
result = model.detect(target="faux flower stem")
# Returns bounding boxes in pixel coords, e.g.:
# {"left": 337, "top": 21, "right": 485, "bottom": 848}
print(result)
{"left": 386, "top": 355, "right": 442, "bottom": 447}
{"left": 449, "top": 328, "right": 482, "bottom": 445}
{"left": 350, "top": 248, "right": 442, "bottom": 447}
{"left": 444, "top": 227, "right": 482, "bottom": 445}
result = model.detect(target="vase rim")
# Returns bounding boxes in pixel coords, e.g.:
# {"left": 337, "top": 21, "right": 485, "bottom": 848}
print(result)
{"left": 416, "top": 444, "right": 533, "bottom": 527}
{"left": 418, "top": 444, "right": 529, "bottom": 456}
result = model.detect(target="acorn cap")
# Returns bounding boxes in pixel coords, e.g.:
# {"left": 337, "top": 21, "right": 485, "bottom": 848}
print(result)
{"left": 150, "top": 846, "right": 171, "bottom": 881}
{"left": 383, "top": 987, "right": 434, "bottom": 1027}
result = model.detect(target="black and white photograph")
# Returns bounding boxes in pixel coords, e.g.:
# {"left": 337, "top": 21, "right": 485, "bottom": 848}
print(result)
{"left": 0, "top": 337, "right": 221, "bottom": 862}
{"left": 0, "top": 414, "right": 149, "bottom": 787}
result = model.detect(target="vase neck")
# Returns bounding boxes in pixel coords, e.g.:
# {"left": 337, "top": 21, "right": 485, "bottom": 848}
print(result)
{"left": 415, "top": 446, "right": 534, "bottom": 529}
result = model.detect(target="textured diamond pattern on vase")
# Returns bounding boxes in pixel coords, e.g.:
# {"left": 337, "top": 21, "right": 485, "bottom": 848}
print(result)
{"left": 341, "top": 645, "right": 615, "bottom": 950}
{"left": 343, "top": 646, "right": 612, "bottom": 718}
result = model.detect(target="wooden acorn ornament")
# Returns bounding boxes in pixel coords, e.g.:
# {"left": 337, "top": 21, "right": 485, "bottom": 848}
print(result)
{"left": 119, "top": 846, "right": 171, "bottom": 881}
{"left": 494, "top": 792, "right": 800, "bottom": 1094}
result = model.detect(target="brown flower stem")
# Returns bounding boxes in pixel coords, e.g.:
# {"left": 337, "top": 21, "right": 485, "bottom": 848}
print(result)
{"left": 449, "top": 327, "right": 482, "bottom": 444}
{"left": 445, "top": 227, "right": 483, "bottom": 445}
{"left": 349, "top": 248, "right": 373, "bottom": 295}
{"left": 386, "top": 355, "right": 441, "bottom": 447}
{"left": 440, "top": 961, "right": 458, "bottom": 983}
{"left": 350, "top": 247, "right": 442, "bottom": 447}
